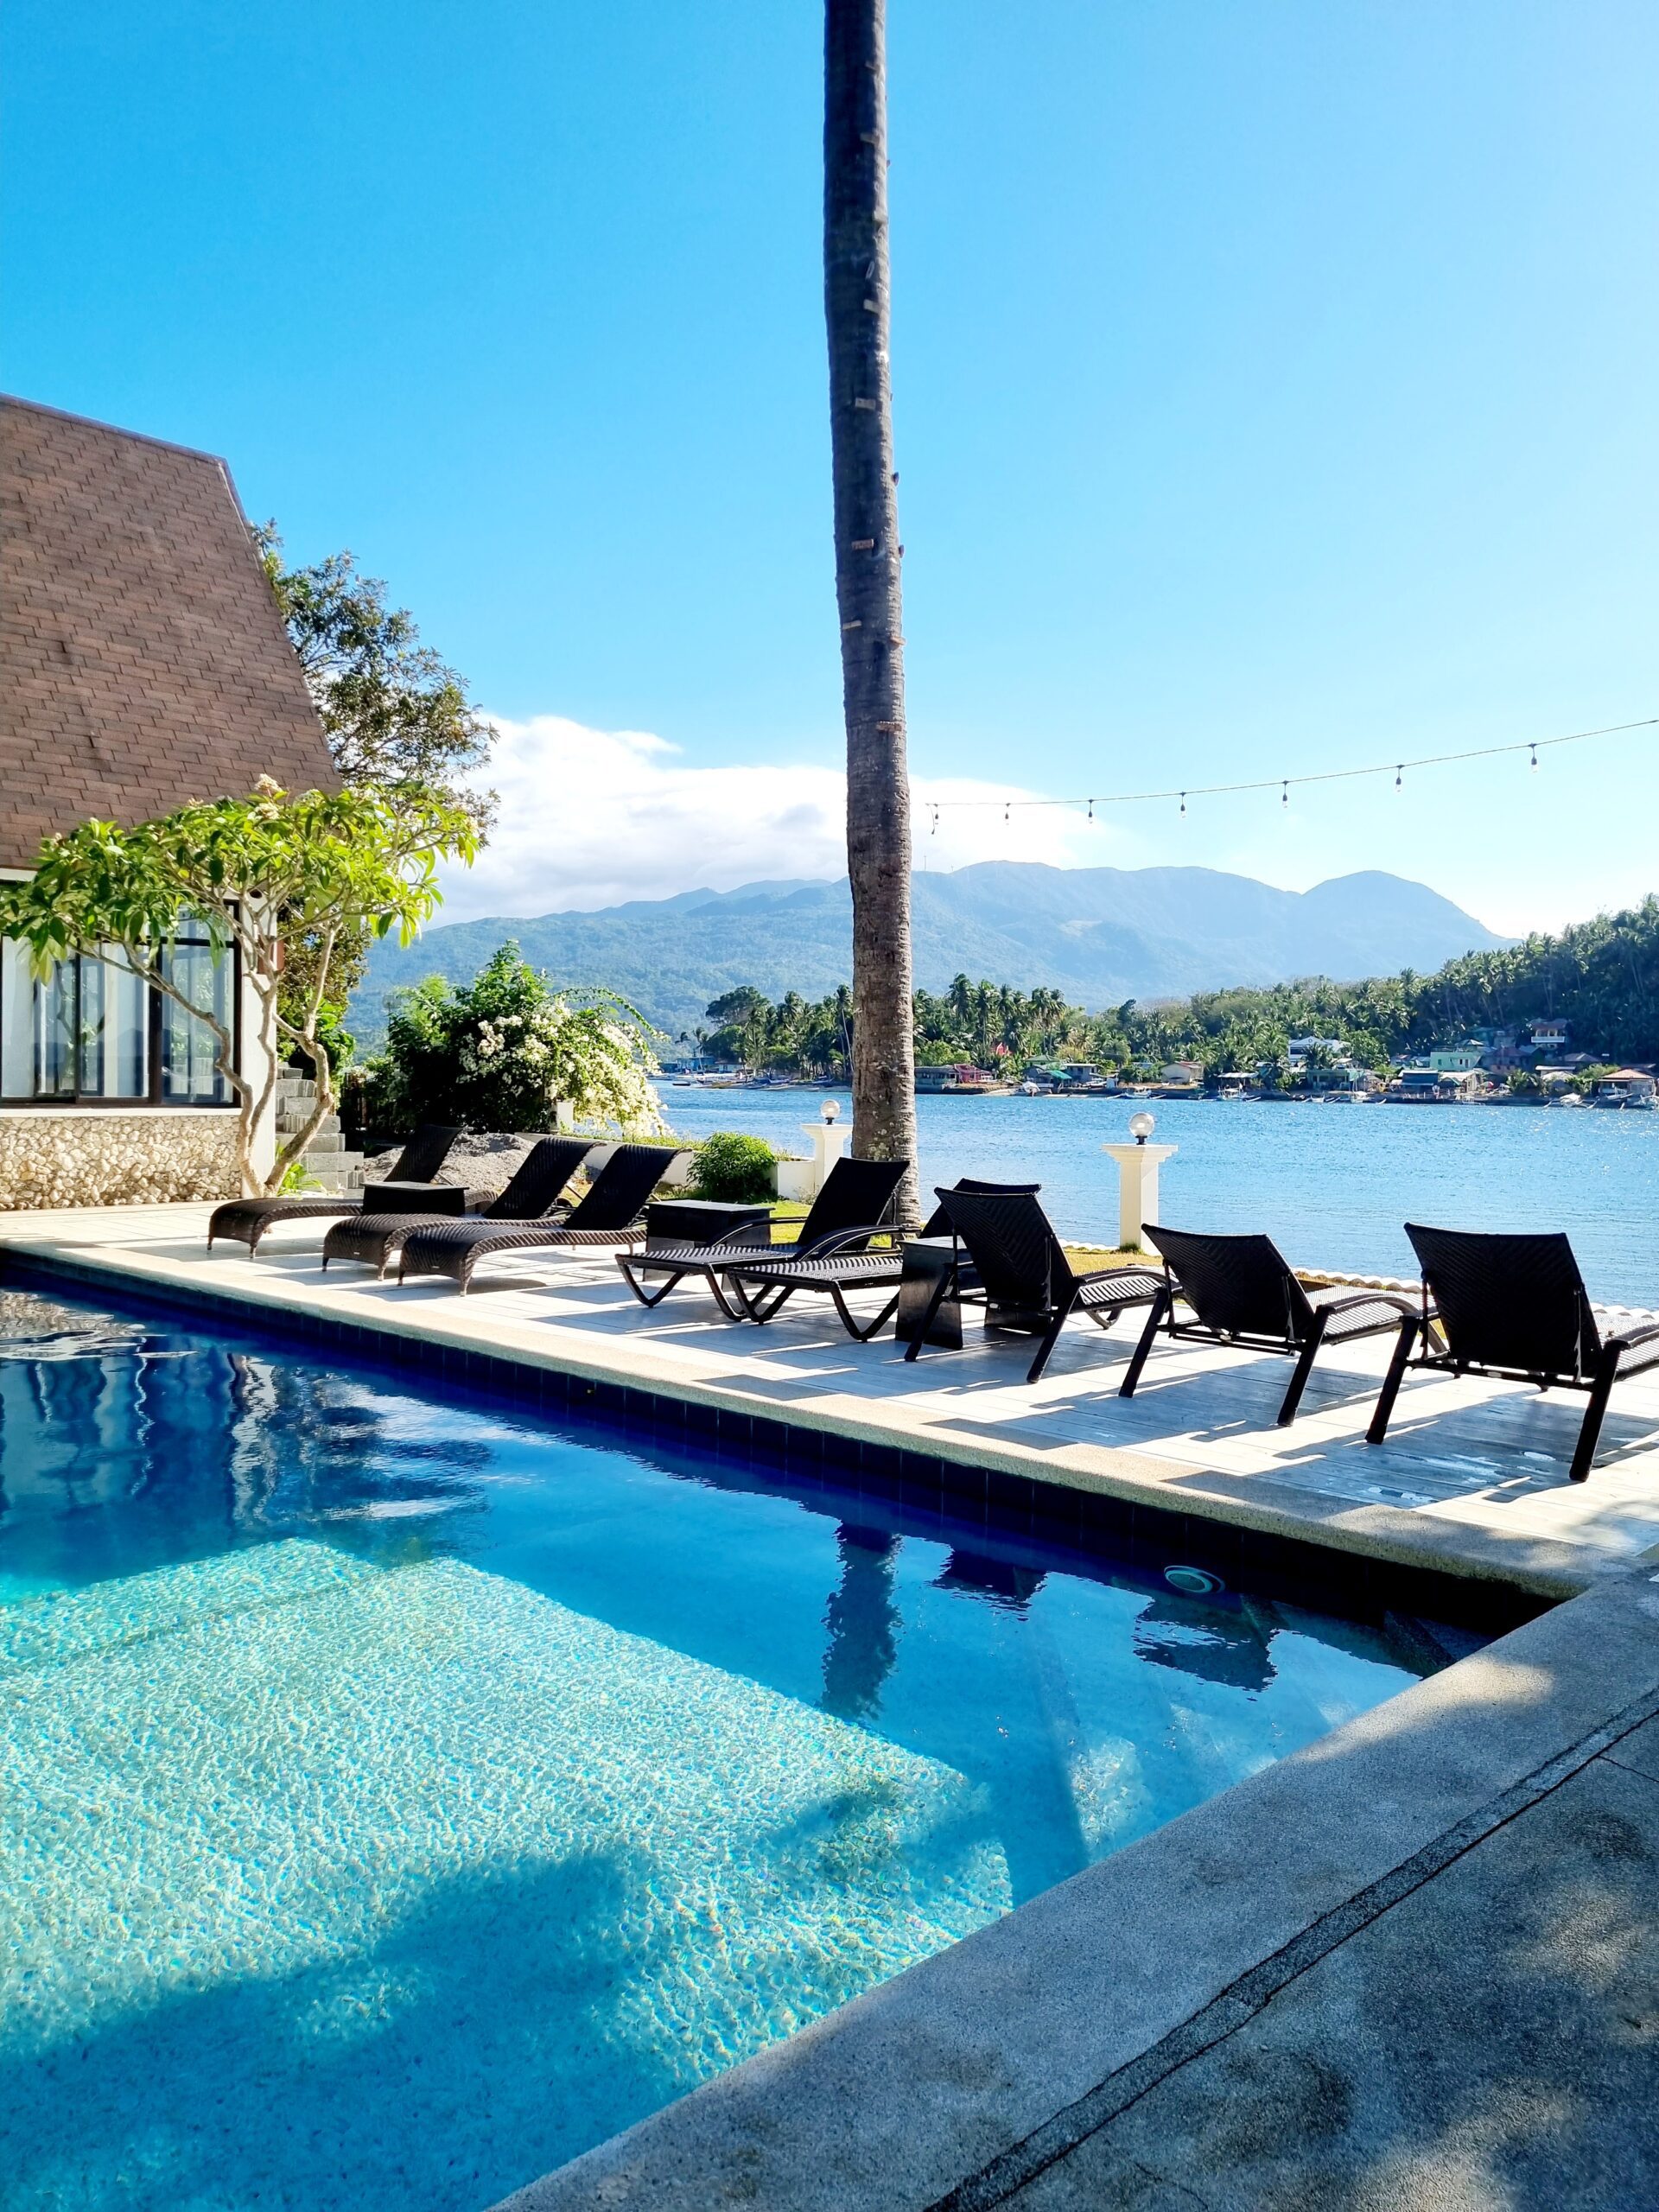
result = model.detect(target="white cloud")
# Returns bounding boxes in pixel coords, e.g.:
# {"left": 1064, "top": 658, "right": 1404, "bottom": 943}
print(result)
{"left": 436, "top": 713, "right": 1128, "bottom": 921}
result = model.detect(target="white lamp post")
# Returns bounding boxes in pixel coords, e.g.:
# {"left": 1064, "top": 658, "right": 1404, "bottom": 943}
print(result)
{"left": 799, "top": 1096, "right": 850, "bottom": 1197}
{"left": 1101, "top": 1111, "right": 1177, "bottom": 1249}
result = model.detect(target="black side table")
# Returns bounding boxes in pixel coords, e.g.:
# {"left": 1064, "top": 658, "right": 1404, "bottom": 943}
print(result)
{"left": 643, "top": 1198, "right": 772, "bottom": 1249}
{"left": 361, "top": 1180, "right": 472, "bottom": 1217}
{"left": 896, "top": 1235, "right": 964, "bottom": 1349}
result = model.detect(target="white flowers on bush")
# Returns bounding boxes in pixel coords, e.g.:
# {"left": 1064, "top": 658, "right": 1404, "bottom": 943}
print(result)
{"left": 456, "top": 988, "right": 664, "bottom": 1132}
{"left": 373, "top": 944, "right": 667, "bottom": 1135}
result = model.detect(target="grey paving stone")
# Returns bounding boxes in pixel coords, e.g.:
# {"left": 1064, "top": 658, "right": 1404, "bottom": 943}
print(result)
{"left": 1002, "top": 1757, "right": 1659, "bottom": 2212}
{"left": 1606, "top": 1711, "right": 1659, "bottom": 1785}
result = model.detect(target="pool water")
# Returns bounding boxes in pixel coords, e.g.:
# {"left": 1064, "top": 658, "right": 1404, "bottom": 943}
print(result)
{"left": 0, "top": 1280, "right": 1492, "bottom": 2210}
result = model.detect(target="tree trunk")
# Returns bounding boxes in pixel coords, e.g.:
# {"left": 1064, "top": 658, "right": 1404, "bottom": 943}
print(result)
{"left": 824, "top": 0, "right": 919, "bottom": 1223}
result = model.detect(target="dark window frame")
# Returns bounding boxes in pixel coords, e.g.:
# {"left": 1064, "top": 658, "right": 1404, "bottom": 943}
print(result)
{"left": 0, "top": 925, "right": 242, "bottom": 1109}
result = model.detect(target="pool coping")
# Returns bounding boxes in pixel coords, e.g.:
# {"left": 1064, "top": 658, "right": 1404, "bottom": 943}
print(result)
{"left": 488, "top": 1566, "right": 1659, "bottom": 2212}
{"left": 0, "top": 1232, "right": 1589, "bottom": 1628}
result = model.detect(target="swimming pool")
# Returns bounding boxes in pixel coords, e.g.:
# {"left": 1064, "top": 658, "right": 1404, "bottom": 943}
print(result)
{"left": 0, "top": 1275, "right": 1512, "bottom": 2210}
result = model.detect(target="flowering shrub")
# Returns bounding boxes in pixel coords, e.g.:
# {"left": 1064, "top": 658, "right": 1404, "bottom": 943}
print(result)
{"left": 371, "top": 944, "right": 664, "bottom": 1135}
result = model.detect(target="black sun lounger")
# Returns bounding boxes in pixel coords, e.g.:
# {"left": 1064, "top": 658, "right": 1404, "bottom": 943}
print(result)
{"left": 902, "top": 1186, "right": 1164, "bottom": 1382}
{"left": 396, "top": 1143, "right": 679, "bottom": 1294}
{"left": 1367, "top": 1224, "right": 1659, "bottom": 1482}
{"left": 320, "top": 1136, "right": 593, "bottom": 1275}
{"left": 207, "top": 1123, "right": 464, "bottom": 1255}
{"left": 1120, "top": 1224, "right": 1417, "bottom": 1426}
{"left": 615, "top": 1154, "right": 908, "bottom": 1328}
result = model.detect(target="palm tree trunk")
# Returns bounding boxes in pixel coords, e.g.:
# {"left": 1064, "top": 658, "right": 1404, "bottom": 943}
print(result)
{"left": 824, "top": 0, "right": 918, "bottom": 1222}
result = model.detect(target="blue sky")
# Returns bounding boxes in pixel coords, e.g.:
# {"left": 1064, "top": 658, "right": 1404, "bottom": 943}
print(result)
{"left": 6, "top": 1, "right": 1657, "bottom": 933}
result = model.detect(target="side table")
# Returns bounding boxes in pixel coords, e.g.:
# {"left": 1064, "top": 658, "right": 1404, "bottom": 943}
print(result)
{"left": 896, "top": 1235, "right": 964, "bottom": 1349}
{"left": 642, "top": 1198, "right": 773, "bottom": 1249}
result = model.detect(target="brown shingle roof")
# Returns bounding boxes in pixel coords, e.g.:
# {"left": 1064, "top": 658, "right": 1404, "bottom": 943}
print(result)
{"left": 0, "top": 395, "right": 335, "bottom": 869}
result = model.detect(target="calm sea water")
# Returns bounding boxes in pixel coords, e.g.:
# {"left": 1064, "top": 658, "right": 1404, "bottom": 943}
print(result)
{"left": 0, "top": 1278, "right": 1466, "bottom": 2210}
{"left": 663, "top": 1088, "right": 1659, "bottom": 1304}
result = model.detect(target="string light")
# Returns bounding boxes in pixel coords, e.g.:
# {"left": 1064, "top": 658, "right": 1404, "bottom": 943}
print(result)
{"left": 1179, "top": 791, "right": 1186, "bottom": 817}
{"left": 911, "top": 714, "right": 1654, "bottom": 822}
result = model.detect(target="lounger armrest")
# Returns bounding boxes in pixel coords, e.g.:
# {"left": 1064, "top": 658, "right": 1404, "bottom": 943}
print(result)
{"left": 1604, "top": 1319, "right": 1659, "bottom": 1356}
{"left": 1310, "top": 1289, "right": 1418, "bottom": 1320}
{"left": 794, "top": 1223, "right": 904, "bottom": 1262}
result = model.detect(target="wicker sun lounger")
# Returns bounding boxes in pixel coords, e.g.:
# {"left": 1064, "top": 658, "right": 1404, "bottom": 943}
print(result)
{"left": 207, "top": 1123, "right": 464, "bottom": 1255}
{"left": 1366, "top": 1224, "right": 1659, "bottom": 1482}
{"left": 320, "top": 1136, "right": 593, "bottom": 1276}
{"left": 396, "top": 1143, "right": 681, "bottom": 1293}
{"left": 615, "top": 1155, "right": 909, "bottom": 1325}
{"left": 1120, "top": 1224, "right": 1417, "bottom": 1426}
{"left": 903, "top": 1186, "right": 1164, "bottom": 1382}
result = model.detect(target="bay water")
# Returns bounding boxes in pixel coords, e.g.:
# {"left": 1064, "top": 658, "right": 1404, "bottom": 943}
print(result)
{"left": 661, "top": 1088, "right": 1659, "bottom": 1306}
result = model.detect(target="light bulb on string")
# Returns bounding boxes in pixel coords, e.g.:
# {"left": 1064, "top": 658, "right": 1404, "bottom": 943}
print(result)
{"left": 1087, "top": 798, "right": 1094, "bottom": 820}
{"left": 1281, "top": 780, "right": 1289, "bottom": 808}
{"left": 1529, "top": 745, "right": 1539, "bottom": 772}
{"left": 1179, "top": 791, "right": 1186, "bottom": 817}
{"left": 1395, "top": 765, "right": 1404, "bottom": 793}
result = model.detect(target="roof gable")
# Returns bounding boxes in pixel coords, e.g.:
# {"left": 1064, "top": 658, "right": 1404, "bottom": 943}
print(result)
{"left": 0, "top": 396, "right": 335, "bottom": 868}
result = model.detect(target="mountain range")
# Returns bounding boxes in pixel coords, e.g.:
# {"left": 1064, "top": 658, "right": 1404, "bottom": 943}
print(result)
{"left": 351, "top": 862, "right": 1510, "bottom": 1042}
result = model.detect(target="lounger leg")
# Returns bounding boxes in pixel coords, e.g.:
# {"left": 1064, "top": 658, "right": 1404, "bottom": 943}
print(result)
{"left": 706, "top": 1270, "right": 755, "bottom": 1322}
{"left": 831, "top": 1284, "right": 901, "bottom": 1343}
{"left": 1277, "top": 1312, "right": 1330, "bottom": 1427}
{"left": 902, "top": 1269, "right": 956, "bottom": 1363}
{"left": 1118, "top": 1289, "right": 1172, "bottom": 1398}
{"left": 1366, "top": 1316, "right": 1421, "bottom": 1445}
{"left": 620, "top": 1259, "right": 689, "bottom": 1310}
{"left": 1026, "top": 1293, "right": 1077, "bottom": 1385}
{"left": 1570, "top": 1350, "right": 1622, "bottom": 1483}
{"left": 741, "top": 1282, "right": 796, "bottom": 1325}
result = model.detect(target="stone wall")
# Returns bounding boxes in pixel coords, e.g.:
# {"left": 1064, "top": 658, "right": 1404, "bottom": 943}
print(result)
{"left": 0, "top": 1109, "right": 241, "bottom": 1210}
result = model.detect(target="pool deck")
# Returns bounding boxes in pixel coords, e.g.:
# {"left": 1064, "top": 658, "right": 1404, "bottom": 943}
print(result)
{"left": 7, "top": 1200, "right": 1659, "bottom": 2209}
{"left": 2, "top": 1200, "right": 1657, "bottom": 1599}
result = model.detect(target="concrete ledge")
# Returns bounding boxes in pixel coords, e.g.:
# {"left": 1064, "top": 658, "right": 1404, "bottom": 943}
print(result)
{"left": 0, "top": 1217, "right": 1613, "bottom": 1603}
{"left": 492, "top": 1569, "right": 1659, "bottom": 2212}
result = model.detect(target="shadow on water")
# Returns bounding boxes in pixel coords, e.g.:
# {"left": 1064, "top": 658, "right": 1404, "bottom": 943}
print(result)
{"left": 0, "top": 1849, "right": 725, "bottom": 2212}
{"left": 0, "top": 1849, "right": 690, "bottom": 2212}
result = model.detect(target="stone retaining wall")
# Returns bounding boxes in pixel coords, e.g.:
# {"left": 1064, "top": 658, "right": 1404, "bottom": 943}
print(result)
{"left": 0, "top": 1110, "right": 241, "bottom": 1210}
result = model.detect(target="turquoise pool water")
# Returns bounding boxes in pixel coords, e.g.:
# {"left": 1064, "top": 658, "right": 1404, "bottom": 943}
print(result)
{"left": 0, "top": 1279, "right": 1490, "bottom": 2210}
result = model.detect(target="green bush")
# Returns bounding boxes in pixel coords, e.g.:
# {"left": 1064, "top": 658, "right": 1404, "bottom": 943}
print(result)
{"left": 690, "top": 1131, "right": 776, "bottom": 1204}
{"left": 365, "top": 943, "right": 664, "bottom": 1135}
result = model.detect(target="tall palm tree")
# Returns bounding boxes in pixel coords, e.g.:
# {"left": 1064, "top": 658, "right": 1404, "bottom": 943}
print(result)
{"left": 824, "top": 0, "right": 918, "bottom": 1220}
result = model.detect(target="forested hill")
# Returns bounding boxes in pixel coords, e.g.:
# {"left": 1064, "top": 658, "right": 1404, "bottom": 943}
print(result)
{"left": 353, "top": 861, "right": 1504, "bottom": 1041}
{"left": 652, "top": 895, "right": 1659, "bottom": 1077}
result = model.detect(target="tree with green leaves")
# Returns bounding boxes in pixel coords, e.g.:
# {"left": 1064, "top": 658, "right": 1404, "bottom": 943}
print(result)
{"left": 255, "top": 526, "right": 497, "bottom": 1067}
{"left": 0, "top": 779, "right": 477, "bottom": 1196}
{"left": 255, "top": 528, "right": 497, "bottom": 823}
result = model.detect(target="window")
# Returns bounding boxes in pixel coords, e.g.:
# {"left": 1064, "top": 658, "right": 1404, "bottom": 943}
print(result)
{"left": 0, "top": 928, "right": 235, "bottom": 1106}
